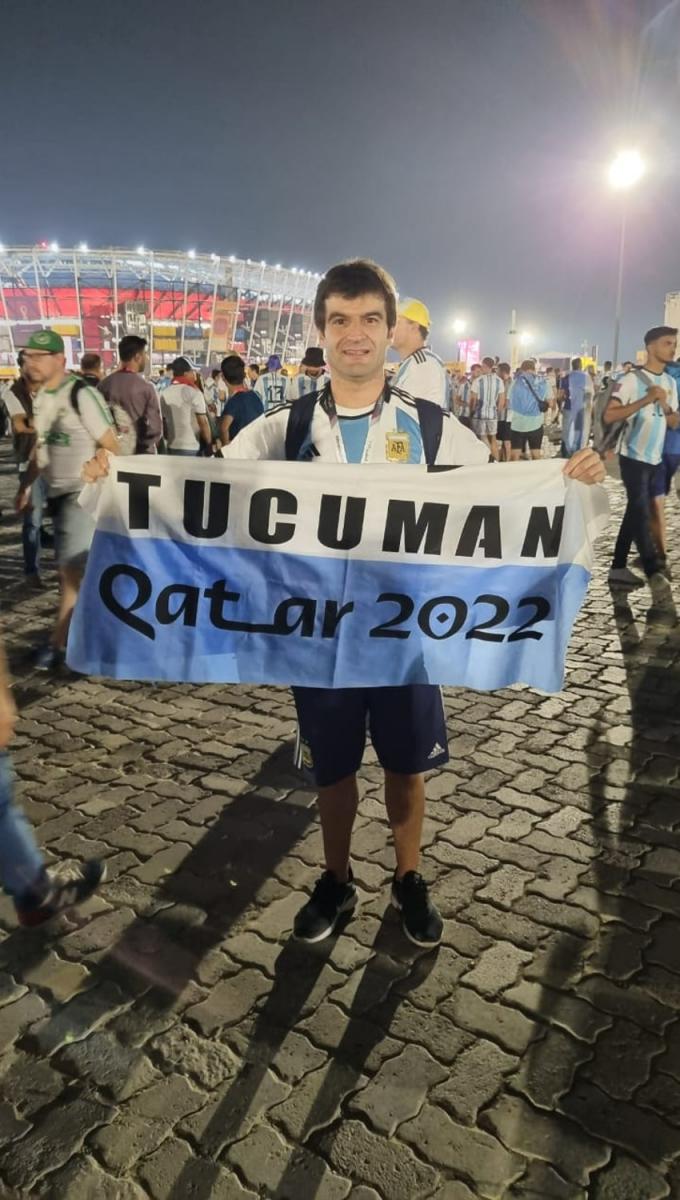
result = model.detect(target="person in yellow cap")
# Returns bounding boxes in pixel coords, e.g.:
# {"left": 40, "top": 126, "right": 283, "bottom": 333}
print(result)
{"left": 390, "top": 298, "right": 449, "bottom": 410}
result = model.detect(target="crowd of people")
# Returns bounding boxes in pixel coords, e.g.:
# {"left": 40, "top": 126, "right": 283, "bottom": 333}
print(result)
{"left": 0, "top": 256, "right": 675, "bottom": 951}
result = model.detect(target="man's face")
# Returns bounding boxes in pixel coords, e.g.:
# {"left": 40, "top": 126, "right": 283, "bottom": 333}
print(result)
{"left": 247, "top": 367, "right": 258, "bottom": 382}
{"left": 470, "top": 365, "right": 482, "bottom": 380}
{"left": 135, "top": 350, "right": 148, "bottom": 373}
{"left": 650, "top": 335, "right": 678, "bottom": 364}
{"left": 304, "top": 366, "right": 324, "bottom": 379}
{"left": 319, "top": 293, "right": 392, "bottom": 382}
{"left": 22, "top": 351, "right": 65, "bottom": 388}
{"left": 392, "top": 315, "right": 416, "bottom": 355}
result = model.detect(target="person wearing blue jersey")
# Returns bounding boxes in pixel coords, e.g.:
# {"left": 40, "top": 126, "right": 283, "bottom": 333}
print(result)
{"left": 391, "top": 298, "right": 449, "bottom": 409}
{"left": 254, "top": 354, "right": 287, "bottom": 410}
{"left": 560, "top": 357, "right": 595, "bottom": 457}
{"left": 508, "top": 360, "right": 549, "bottom": 460}
{"left": 648, "top": 355, "right": 680, "bottom": 575}
{"left": 83, "top": 259, "right": 606, "bottom": 949}
{"left": 470, "top": 356, "right": 505, "bottom": 460}
{"left": 606, "top": 326, "right": 679, "bottom": 593}
{"left": 285, "top": 346, "right": 326, "bottom": 401}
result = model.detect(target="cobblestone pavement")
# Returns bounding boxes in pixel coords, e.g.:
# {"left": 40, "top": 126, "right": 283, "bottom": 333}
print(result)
{"left": 1, "top": 441, "right": 680, "bottom": 1200}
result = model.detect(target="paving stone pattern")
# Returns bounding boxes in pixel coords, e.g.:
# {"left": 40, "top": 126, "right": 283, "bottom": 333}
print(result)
{"left": 1, "top": 444, "right": 680, "bottom": 1198}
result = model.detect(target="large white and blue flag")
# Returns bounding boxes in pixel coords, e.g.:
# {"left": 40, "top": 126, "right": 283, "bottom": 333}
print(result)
{"left": 68, "top": 458, "right": 608, "bottom": 692}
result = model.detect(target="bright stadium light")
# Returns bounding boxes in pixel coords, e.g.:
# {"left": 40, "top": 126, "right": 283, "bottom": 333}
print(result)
{"left": 519, "top": 330, "right": 534, "bottom": 347}
{"left": 608, "top": 149, "right": 645, "bottom": 191}
{"left": 79, "top": 242, "right": 89, "bottom": 252}
{"left": 608, "top": 149, "right": 646, "bottom": 366}
{"left": 0, "top": 243, "right": 5, "bottom": 253}
{"left": 50, "top": 241, "right": 59, "bottom": 252}
{"left": 261, "top": 260, "right": 267, "bottom": 267}
{"left": 229, "top": 255, "right": 236, "bottom": 262}
{"left": 210, "top": 252, "right": 219, "bottom": 262}
{"left": 137, "top": 244, "right": 146, "bottom": 255}
{"left": 292, "top": 267, "right": 298, "bottom": 274}
{"left": 188, "top": 249, "right": 196, "bottom": 258}
{"left": 452, "top": 318, "right": 467, "bottom": 336}
{"left": 275, "top": 263, "right": 282, "bottom": 270}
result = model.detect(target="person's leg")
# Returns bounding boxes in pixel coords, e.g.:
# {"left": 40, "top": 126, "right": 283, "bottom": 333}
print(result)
{"left": 317, "top": 774, "right": 360, "bottom": 882}
{"left": 0, "top": 752, "right": 46, "bottom": 902}
{"left": 53, "top": 564, "right": 83, "bottom": 650}
{"left": 650, "top": 496, "right": 666, "bottom": 558}
{"left": 384, "top": 770, "right": 425, "bottom": 878}
{"left": 613, "top": 456, "right": 660, "bottom": 575}
{"left": 529, "top": 427, "right": 543, "bottom": 460}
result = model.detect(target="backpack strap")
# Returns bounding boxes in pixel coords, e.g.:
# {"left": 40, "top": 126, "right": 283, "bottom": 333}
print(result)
{"left": 413, "top": 396, "right": 443, "bottom": 467}
{"left": 284, "top": 392, "right": 319, "bottom": 460}
{"left": 68, "top": 376, "right": 90, "bottom": 415}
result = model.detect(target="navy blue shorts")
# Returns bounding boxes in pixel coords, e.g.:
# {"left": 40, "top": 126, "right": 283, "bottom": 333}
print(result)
{"left": 292, "top": 685, "right": 449, "bottom": 788}
{"left": 651, "top": 452, "right": 680, "bottom": 497}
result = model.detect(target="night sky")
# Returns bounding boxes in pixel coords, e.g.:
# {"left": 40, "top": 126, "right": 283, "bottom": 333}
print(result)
{"left": 2, "top": 0, "right": 679, "bottom": 361}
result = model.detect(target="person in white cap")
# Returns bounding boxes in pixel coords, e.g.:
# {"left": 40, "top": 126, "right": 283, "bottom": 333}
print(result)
{"left": 390, "top": 298, "right": 449, "bottom": 409}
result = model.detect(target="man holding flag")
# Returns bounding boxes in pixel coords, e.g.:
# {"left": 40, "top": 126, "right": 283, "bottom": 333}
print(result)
{"left": 83, "top": 259, "right": 605, "bottom": 950}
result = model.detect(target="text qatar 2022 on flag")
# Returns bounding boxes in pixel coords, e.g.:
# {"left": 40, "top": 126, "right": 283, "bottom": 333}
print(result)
{"left": 67, "top": 457, "right": 609, "bottom": 693}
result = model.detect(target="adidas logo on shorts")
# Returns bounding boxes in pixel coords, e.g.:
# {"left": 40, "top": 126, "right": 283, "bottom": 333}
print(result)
{"left": 428, "top": 742, "right": 445, "bottom": 759}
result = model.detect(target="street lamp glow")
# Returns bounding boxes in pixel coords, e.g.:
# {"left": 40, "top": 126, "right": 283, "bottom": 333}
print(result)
{"left": 608, "top": 149, "right": 645, "bottom": 191}
{"left": 452, "top": 318, "right": 467, "bottom": 336}
{"left": 519, "top": 331, "right": 534, "bottom": 346}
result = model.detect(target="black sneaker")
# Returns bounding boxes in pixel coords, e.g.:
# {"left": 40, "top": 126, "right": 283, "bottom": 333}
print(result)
{"left": 16, "top": 860, "right": 106, "bottom": 927}
{"left": 34, "top": 645, "right": 65, "bottom": 671}
{"left": 293, "top": 868, "right": 357, "bottom": 943}
{"left": 391, "top": 871, "right": 443, "bottom": 947}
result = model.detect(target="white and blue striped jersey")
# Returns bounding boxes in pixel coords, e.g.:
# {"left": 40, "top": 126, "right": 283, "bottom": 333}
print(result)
{"left": 285, "top": 372, "right": 325, "bottom": 402}
{"left": 615, "top": 369, "right": 678, "bottom": 466}
{"left": 391, "top": 347, "right": 449, "bottom": 410}
{"left": 254, "top": 370, "right": 287, "bottom": 411}
{"left": 470, "top": 372, "right": 504, "bottom": 420}
{"left": 221, "top": 383, "right": 488, "bottom": 466}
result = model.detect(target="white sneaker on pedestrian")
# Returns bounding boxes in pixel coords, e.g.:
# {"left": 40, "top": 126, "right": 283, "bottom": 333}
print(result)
{"left": 608, "top": 567, "right": 645, "bottom": 588}
{"left": 649, "top": 572, "right": 673, "bottom": 600}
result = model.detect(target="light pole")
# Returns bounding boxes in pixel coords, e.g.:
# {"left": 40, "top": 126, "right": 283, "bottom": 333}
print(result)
{"left": 608, "top": 149, "right": 645, "bottom": 368}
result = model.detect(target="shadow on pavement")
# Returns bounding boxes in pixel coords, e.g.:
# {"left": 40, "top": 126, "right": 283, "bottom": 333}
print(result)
{"left": 509, "top": 585, "right": 680, "bottom": 1195}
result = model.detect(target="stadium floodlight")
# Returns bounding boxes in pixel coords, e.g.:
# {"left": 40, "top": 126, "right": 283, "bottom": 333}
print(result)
{"left": 291, "top": 267, "right": 298, "bottom": 274}
{"left": 136, "top": 244, "right": 146, "bottom": 255}
{"left": 261, "top": 260, "right": 267, "bottom": 267}
{"left": 0, "top": 243, "right": 5, "bottom": 253}
{"left": 79, "top": 242, "right": 89, "bottom": 252}
{"left": 519, "top": 330, "right": 534, "bottom": 347}
{"left": 452, "top": 318, "right": 467, "bottom": 336}
{"left": 49, "top": 241, "right": 59, "bottom": 252}
{"left": 188, "top": 249, "right": 196, "bottom": 258}
{"left": 210, "top": 252, "right": 219, "bottom": 262}
{"left": 229, "top": 255, "right": 236, "bottom": 262}
{"left": 275, "top": 263, "right": 282, "bottom": 270}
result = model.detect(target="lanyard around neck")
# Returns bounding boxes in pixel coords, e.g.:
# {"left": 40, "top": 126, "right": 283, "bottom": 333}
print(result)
{"left": 324, "top": 383, "right": 389, "bottom": 464}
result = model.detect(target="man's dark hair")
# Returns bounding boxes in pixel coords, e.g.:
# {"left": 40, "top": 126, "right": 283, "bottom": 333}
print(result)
{"left": 220, "top": 354, "right": 246, "bottom": 386}
{"left": 81, "top": 352, "right": 102, "bottom": 374}
{"left": 623, "top": 360, "right": 635, "bottom": 368}
{"left": 482, "top": 356, "right": 495, "bottom": 369}
{"left": 248, "top": 362, "right": 260, "bottom": 375}
{"left": 171, "top": 356, "right": 193, "bottom": 377}
{"left": 119, "top": 334, "right": 147, "bottom": 363}
{"left": 314, "top": 259, "right": 397, "bottom": 332}
{"left": 571, "top": 357, "right": 582, "bottom": 370}
{"left": 470, "top": 363, "right": 481, "bottom": 371}
{"left": 644, "top": 325, "right": 677, "bottom": 346}
{"left": 17, "top": 350, "right": 25, "bottom": 368}
{"left": 604, "top": 360, "right": 612, "bottom": 370}
{"left": 497, "top": 361, "right": 511, "bottom": 375}
{"left": 211, "top": 368, "right": 221, "bottom": 380}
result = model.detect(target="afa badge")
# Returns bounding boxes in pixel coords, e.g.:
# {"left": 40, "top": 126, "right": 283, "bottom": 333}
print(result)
{"left": 385, "top": 433, "right": 410, "bottom": 462}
